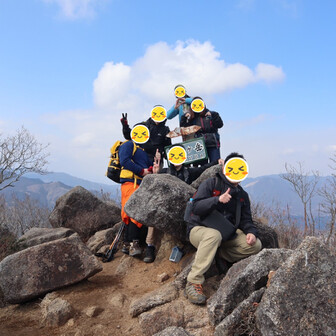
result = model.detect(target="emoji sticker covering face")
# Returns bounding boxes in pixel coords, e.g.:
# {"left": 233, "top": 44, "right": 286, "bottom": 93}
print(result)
{"left": 168, "top": 146, "right": 187, "bottom": 165}
{"left": 191, "top": 98, "right": 205, "bottom": 113}
{"left": 174, "top": 85, "right": 186, "bottom": 98}
{"left": 151, "top": 105, "right": 167, "bottom": 122}
{"left": 224, "top": 157, "right": 249, "bottom": 183}
{"left": 131, "top": 125, "right": 150, "bottom": 144}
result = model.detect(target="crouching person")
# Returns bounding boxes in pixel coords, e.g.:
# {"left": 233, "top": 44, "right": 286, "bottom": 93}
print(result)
{"left": 185, "top": 152, "right": 262, "bottom": 305}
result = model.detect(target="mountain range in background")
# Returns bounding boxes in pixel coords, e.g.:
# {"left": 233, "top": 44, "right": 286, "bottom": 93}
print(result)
{"left": 0, "top": 172, "right": 331, "bottom": 227}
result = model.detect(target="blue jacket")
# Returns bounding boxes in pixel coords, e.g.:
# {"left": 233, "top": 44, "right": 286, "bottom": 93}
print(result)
{"left": 167, "top": 97, "right": 193, "bottom": 121}
{"left": 119, "top": 141, "right": 152, "bottom": 185}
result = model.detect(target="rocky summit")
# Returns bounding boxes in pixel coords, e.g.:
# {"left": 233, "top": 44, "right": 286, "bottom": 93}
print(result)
{"left": 0, "top": 168, "right": 335, "bottom": 336}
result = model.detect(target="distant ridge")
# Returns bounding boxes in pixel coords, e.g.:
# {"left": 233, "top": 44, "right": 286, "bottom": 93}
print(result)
{"left": 1, "top": 172, "right": 330, "bottom": 220}
{"left": 1, "top": 172, "right": 120, "bottom": 209}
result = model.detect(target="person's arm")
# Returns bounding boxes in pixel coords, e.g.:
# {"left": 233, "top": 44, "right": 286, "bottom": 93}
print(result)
{"left": 211, "top": 112, "right": 224, "bottom": 129}
{"left": 192, "top": 178, "right": 219, "bottom": 216}
{"left": 119, "top": 142, "right": 144, "bottom": 176}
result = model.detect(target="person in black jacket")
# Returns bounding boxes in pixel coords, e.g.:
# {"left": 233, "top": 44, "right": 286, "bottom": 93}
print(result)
{"left": 180, "top": 97, "right": 223, "bottom": 164}
{"left": 184, "top": 152, "right": 262, "bottom": 305}
{"left": 120, "top": 113, "right": 171, "bottom": 165}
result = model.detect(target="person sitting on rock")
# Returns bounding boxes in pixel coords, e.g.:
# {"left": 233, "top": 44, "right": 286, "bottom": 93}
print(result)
{"left": 153, "top": 146, "right": 224, "bottom": 185}
{"left": 119, "top": 124, "right": 154, "bottom": 258}
{"left": 184, "top": 152, "right": 262, "bottom": 305}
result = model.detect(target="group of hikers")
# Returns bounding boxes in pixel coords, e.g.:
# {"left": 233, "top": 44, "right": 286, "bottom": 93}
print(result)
{"left": 115, "top": 85, "right": 262, "bottom": 305}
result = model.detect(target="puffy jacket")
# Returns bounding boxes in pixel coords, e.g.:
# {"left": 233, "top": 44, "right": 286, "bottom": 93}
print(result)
{"left": 119, "top": 140, "right": 152, "bottom": 185}
{"left": 186, "top": 171, "right": 258, "bottom": 238}
{"left": 180, "top": 110, "right": 223, "bottom": 148}
{"left": 123, "top": 118, "right": 171, "bottom": 162}
{"left": 160, "top": 161, "right": 218, "bottom": 185}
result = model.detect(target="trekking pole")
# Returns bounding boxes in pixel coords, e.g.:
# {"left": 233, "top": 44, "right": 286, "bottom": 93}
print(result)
{"left": 95, "top": 222, "right": 125, "bottom": 263}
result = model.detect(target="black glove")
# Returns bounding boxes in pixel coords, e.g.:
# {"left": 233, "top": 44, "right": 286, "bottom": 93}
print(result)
{"left": 120, "top": 113, "right": 128, "bottom": 126}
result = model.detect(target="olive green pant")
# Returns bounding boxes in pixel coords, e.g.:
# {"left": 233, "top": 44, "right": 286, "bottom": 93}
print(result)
{"left": 187, "top": 226, "right": 262, "bottom": 284}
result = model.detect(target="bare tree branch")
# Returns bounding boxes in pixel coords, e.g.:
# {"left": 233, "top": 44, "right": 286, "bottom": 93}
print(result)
{"left": 0, "top": 126, "right": 49, "bottom": 191}
{"left": 281, "top": 162, "right": 319, "bottom": 236}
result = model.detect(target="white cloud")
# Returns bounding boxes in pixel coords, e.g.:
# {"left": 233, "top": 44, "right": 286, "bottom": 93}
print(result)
{"left": 42, "top": 40, "right": 287, "bottom": 182}
{"left": 93, "top": 40, "right": 285, "bottom": 111}
{"left": 43, "top": 0, "right": 106, "bottom": 19}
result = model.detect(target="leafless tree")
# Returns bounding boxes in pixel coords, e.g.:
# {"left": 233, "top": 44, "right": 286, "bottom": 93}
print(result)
{"left": 0, "top": 126, "right": 49, "bottom": 191}
{"left": 281, "top": 162, "right": 319, "bottom": 236}
{"left": 319, "top": 152, "right": 336, "bottom": 244}
{"left": 0, "top": 193, "right": 50, "bottom": 237}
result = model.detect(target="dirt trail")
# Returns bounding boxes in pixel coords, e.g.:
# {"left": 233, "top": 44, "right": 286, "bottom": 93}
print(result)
{"left": 0, "top": 251, "right": 183, "bottom": 336}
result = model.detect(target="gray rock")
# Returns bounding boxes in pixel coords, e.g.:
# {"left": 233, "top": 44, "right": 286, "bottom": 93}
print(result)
{"left": 207, "top": 248, "right": 293, "bottom": 326}
{"left": 124, "top": 174, "right": 195, "bottom": 241}
{"left": 41, "top": 294, "right": 74, "bottom": 327}
{"left": 191, "top": 164, "right": 222, "bottom": 189}
{"left": 0, "top": 234, "right": 102, "bottom": 303}
{"left": 85, "top": 306, "right": 103, "bottom": 317}
{"left": 129, "top": 283, "right": 179, "bottom": 317}
{"left": 86, "top": 222, "right": 122, "bottom": 253}
{"left": 256, "top": 236, "right": 336, "bottom": 336}
{"left": 16, "top": 227, "right": 75, "bottom": 250}
{"left": 139, "top": 301, "right": 185, "bottom": 336}
{"left": 214, "top": 287, "right": 265, "bottom": 336}
{"left": 49, "top": 186, "right": 121, "bottom": 241}
{"left": 153, "top": 326, "right": 191, "bottom": 336}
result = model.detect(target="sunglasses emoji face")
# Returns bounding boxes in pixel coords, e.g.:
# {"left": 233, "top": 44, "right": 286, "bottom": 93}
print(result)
{"left": 168, "top": 146, "right": 187, "bottom": 165}
{"left": 174, "top": 85, "right": 186, "bottom": 98}
{"left": 151, "top": 105, "right": 167, "bottom": 122}
{"left": 131, "top": 125, "right": 150, "bottom": 144}
{"left": 191, "top": 98, "right": 205, "bottom": 113}
{"left": 224, "top": 158, "right": 249, "bottom": 183}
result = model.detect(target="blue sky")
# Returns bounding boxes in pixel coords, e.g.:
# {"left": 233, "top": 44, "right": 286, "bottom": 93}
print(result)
{"left": 0, "top": 0, "right": 335, "bottom": 183}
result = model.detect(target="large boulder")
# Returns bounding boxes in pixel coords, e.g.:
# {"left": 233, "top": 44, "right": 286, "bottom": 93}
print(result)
{"left": 0, "top": 234, "right": 102, "bottom": 304}
{"left": 16, "top": 227, "right": 75, "bottom": 250}
{"left": 207, "top": 248, "right": 293, "bottom": 326}
{"left": 49, "top": 186, "right": 121, "bottom": 241}
{"left": 124, "top": 174, "right": 195, "bottom": 241}
{"left": 191, "top": 164, "right": 222, "bottom": 189}
{"left": 256, "top": 236, "right": 336, "bottom": 335}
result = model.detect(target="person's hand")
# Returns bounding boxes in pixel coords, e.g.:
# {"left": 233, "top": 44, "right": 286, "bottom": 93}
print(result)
{"left": 153, "top": 149, "right": 161, "bottom": 174}
{"left": 155, "top": 148, "right": 161, "bottom": 162}
{"left": 142, "top": 168, "right": 152, "bottom": 176}
{"left": 185, "top": 112, "right": 191, "bottom": 120}
{"left": 205, "top": 111, "right": 211, "bottom": 117}
{"left": 120, "top": 113, "right": 128, "bottom": 126}
{"left": 219, "top": 188, "right": 231, "bottom": 204}
{"left": 246, "top": 233, "right": 257, "bottom": 246}
{"left": 175, "top": 98, "right": 185, "bottom": 109}
{"left": 218, "top": 158, "right": 224, "bottom": 166}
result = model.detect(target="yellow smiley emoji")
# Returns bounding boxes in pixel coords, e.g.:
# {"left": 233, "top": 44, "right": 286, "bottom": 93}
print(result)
{"left": 224, "top": 158, "right": 249, "bottom": 183}
{"left": 191, "top": 97, "right": 205, "bottom": 113}
{"left": 168, "top": 146, "right": 187, "bottom": 165}
{"left": 131, "top": 125, "right": 150, "bottom": 144}
{"left": 151, "top": 105, "right": 167, "bottom": 122}
{"left": 174, "top": 85, "right": 186, "bottom": 98}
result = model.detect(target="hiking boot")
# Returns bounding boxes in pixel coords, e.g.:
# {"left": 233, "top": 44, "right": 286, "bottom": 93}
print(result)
{"left": 121, "top": 242, "right": 130, "bottom": 255}
{"left": 184, "top": 282, "right": 207, "bottom": 305}
{"left": 129, "top": 240, "right": 142, "bottom": 257}
{"left": 143, "top": 245, "right": 155, "bottom": 263}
